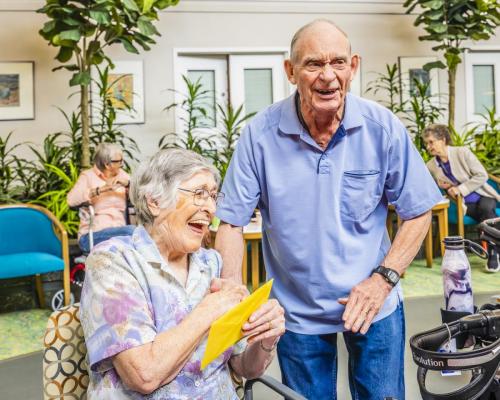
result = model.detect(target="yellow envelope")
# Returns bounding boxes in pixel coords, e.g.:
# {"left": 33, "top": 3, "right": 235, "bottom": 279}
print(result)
{"left": 201, "top": 279, "right": 274, "bottom": 370}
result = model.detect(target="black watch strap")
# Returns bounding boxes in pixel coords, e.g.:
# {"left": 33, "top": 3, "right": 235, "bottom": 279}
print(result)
{"left": 372, "top": 265, "right": 400, "bottom": 287}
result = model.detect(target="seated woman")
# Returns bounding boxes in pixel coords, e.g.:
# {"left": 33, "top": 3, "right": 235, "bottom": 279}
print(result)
{"left": 79, "top": 148, "right": 285, "bottom": 399}
{"left": 423, "top": 124, "right": 500, "bottom": 272}
{"left": 67, "top": 142, "right": 135, "bottom": 253}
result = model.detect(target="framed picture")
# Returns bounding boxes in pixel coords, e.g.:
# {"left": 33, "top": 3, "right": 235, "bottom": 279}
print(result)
{"left": 0, "top": 62, "right": 34, "bottom": 120}
{"left": 398, "top": 56, "right": 440, "bottom": 106}
{"left": 91, "top": 60, "right": 144, "bottom": 124}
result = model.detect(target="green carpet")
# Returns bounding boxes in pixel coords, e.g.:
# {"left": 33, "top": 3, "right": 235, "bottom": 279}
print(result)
{"left": 0, "top": 309, "right": 51, "bottom": 362}
{"left": 402, "top": 255, "right": 499, "bottom": 298}
{"left": 0, "top": 256, "right": 498, "bottom": 362}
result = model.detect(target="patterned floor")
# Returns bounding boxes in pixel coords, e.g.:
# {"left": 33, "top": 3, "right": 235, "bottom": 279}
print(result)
{"left": 0, "top": 308, "right": 51, "bottom": 361}
{"left": 0, "top": 256, "right": 498, "bottom": 362}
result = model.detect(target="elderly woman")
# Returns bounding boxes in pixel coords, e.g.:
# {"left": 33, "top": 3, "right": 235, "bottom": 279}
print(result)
{"left": 423, "top": 124, "right": 499, "bottom": 272}
{"left": 80, "top": 149, "right": 285, "bottom": 399}
{"left": 67, "top": 142, "right": 135, "bottom": 253}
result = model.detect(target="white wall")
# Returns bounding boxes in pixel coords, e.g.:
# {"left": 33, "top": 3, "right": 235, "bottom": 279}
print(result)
{"left": 0, "top": 0, "right": 498, "bottom": 161}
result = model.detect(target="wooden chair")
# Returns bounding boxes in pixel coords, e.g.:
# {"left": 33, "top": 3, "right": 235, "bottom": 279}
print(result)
{"left": 451, "top": 174, "right": 500, "bottom": 237}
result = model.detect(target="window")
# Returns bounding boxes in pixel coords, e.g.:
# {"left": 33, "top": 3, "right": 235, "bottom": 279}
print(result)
{"left": 466, "top": 51, "right": 499, "bottom": 123}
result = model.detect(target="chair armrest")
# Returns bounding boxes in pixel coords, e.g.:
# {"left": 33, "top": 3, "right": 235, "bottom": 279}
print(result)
{"left": 488, "top": 173, "right": 500, "bottom": 185}
{"left": 244, "top": 375, "right": 307, "bottom": 400}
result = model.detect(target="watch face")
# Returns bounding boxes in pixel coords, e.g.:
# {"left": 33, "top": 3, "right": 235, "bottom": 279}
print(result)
{"left": 387, "top": 270, "right": 399, "bottom": 284}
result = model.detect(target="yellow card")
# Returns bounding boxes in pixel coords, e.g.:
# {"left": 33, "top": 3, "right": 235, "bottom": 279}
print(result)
{"left": 201, "top": 279, "right": 274, "bottom": 370}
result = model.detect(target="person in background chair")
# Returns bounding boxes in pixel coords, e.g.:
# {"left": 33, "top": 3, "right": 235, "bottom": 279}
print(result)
{"left": 423, "top": 123, "right": 500, "bottom": 272}
{"left": 80, "top": 149, "right": 285, "bottom": 399}
{"left": 67, "top": 142, "right": 135, "bottom": 253}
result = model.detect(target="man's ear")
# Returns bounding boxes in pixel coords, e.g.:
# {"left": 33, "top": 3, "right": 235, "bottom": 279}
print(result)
{"left": 349, "top": 54, "right": 360, "bottom": 83}
{"left": 284, "top": 59, "right": 296, "bottom": 85}
{"left": 146, "top": 197, "right": 161, "bottom": 217}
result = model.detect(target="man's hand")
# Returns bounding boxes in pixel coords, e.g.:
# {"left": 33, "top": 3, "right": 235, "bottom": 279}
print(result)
{"left": 338, "top": 274, "right": 392, "bottom": 334}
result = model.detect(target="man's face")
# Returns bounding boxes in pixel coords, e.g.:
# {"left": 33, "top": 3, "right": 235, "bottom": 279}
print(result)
{"left": 285, "top": 23, "right": 359, "bottom": 117}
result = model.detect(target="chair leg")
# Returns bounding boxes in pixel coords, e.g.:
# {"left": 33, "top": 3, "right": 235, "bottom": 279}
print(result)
{"left": 35, "top": 274, "right": 46, "bottom": 308}
{"left": 425, "top": 224, "right": 433, "bottom": 268}
{"left": 63, "top": 263, "right": 71, "bottom": 307}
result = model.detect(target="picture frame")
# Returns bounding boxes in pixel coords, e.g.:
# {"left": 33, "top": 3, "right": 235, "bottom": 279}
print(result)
{"left": 91, "top": 60, "right": 144, "bottom": 124}
{"left": 398, "top": 56, "right": 440, "bottom": 107}
{"left": 0, "top": 61, "right": 34, "bottom": 121}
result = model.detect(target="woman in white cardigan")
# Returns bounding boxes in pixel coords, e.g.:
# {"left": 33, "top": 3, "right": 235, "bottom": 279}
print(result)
{"left": 423, "top": 124, "right": 499, "bottom": 272}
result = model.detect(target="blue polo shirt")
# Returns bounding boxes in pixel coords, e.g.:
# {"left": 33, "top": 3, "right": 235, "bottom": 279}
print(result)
{"left": 217, "top": 92, "right": 442, "bottom": 334}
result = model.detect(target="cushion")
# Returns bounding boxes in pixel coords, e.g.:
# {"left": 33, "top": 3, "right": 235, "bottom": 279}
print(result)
{"left": 0, "top": 252, "right": 64, "bottom": 279}
{"left": 43, "top": 303, "right": 88, "bottom": 400}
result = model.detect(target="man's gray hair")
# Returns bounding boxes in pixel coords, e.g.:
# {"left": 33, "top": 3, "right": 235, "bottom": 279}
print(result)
{"left": 130, "top": 148, "right": 220, "bottom": 226}
{"left": 94, "top": 142, "right": 122, "bottom": 171}
{"left": 290, "top": 19, "right": 351, "bottom": 63}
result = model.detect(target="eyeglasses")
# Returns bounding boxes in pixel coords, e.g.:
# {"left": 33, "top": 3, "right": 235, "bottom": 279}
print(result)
{"left": 178, "top": 188, "right": 225, "bottom": 206}
{"left": 303, "top": 59, "right": 349, "bottom": 74}
{"left": 110, "top": 159, "right": 124, "bottom": 165}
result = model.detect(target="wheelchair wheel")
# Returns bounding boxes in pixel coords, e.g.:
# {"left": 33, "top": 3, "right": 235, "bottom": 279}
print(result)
{"left": 51, "top": 289, "right": 75, "bottom": 311}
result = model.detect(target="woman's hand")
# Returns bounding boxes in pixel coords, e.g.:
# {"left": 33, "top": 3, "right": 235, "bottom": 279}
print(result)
{"left": 199, "top": 279, "right": 248, "bottom": 321}
{"left": 447, "top": 186, "right": 460, "bottom": 199}
{"left": 242, "top": 299, "right": 285, "bottom": 349}
{"left": 438, "top": 179, "right": 451, "bottom": 190}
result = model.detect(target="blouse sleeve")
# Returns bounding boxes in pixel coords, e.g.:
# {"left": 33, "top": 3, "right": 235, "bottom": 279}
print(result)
{"left": 79, "top": 248, "right": 157, "bottom": 373}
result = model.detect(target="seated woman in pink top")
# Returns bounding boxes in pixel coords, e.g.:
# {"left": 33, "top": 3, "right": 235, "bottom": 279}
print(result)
{"left": 67, "top": 143, "right": 135, "bottom": 253}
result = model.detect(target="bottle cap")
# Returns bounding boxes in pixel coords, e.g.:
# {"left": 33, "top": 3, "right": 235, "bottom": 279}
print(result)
{"left": 444, "top": 236, "right": 464, "bottom": 249}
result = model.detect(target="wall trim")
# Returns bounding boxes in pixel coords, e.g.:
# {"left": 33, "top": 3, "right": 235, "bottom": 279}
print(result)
{"left": 1, "top": 0, "right": 409, "bottom": 14}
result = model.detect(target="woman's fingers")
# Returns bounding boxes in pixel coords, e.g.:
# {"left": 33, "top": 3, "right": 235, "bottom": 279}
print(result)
{"left": 242, "top": 299, "right": 284, "bottom": 332}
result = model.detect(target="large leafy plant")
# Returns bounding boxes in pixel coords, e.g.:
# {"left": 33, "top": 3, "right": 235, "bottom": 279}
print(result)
{"left": 211, "top": 103, "right": 255, "bottom": 180}
{"left": 38, "top": 0, "right": 179, "bottom": 168}
{"left": 0, "top": 132, "right": 24, "bottom": 203}
{"left": 160, "top": 75, "right": 256, "bottom": 180}
{"left": 403, "top": 0, "right": 500, "bottom": 128}
{"left": 403, "top": 79, "right": 445, "bottom": 158}
{"left": 364, "top": 63, "right": 403, "bottom": 115}
{"left": 159, "top": 75, "right": 216, "bottom": 157}
{"left": 33, "top": 162, "right": 80, "bottom": 236}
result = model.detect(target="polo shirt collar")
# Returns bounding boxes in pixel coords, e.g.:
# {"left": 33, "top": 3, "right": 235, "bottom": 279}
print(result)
{"left": 278, "top": 91, "right": 364, "bottom": 135}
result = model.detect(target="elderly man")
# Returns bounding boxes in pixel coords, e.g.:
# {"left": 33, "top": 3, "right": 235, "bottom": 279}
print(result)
{"left": 215, "top": 19, "right": 442, "bottom": 399}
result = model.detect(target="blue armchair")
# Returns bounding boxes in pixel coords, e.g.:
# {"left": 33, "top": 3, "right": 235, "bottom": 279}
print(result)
{"left": 0, "top": 204, "right": 70, "bottom": 307}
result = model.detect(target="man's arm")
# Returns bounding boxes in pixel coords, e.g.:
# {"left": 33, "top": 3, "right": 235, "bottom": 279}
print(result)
{"left": 340, "top": 210, "right": 431, "bottom": 334}
{"left": 215, "top": 222, "right": 245, "bottom": 283}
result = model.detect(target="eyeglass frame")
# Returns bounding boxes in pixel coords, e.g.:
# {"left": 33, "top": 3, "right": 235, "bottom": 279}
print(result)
{"left": 109, "top": 159, "right": 124, "bottom": 165}
{"left": 178, "top": 188, "right": 225, "bottom": 206}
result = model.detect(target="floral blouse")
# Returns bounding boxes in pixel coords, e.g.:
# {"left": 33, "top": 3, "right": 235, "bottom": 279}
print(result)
{"left": 80, "top": 226, "right": 244, "bottom": 399}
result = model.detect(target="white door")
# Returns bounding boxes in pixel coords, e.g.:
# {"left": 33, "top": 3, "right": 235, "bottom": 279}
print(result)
{"left": 175, "top": 55, "right": 228, "bottom": 131}
{"left": 229, "top": 54, "right": 288, "bottom": 115}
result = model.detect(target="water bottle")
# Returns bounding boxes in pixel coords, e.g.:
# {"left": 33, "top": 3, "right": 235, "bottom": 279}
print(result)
{"left": 440, "top": 236, "right": 487, "bottom": 375}
{"left": 441, "top": 236, "right": 475, "bottom": 313}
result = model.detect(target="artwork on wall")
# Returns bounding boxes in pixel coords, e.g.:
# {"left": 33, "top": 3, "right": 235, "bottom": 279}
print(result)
{"left": 91, "top": 60, "right": 144, "bottom": 124}
{"left": 0, "top": 62, "right": 34, "bottom": 120}
{"left": 398, "top": 56, "right": 440, "bottom": 106}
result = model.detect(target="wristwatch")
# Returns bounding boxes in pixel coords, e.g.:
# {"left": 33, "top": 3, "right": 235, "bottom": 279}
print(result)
{"left": 372, "top": 266, "right": 400, "bottom": 287}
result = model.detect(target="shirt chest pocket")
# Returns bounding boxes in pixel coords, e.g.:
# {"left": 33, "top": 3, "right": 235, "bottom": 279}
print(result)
{"left": 341, "top": 170, "right": 382, "bottom": 221}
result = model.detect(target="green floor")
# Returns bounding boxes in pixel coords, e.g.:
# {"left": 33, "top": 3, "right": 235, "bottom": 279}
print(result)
{"left": 401, "top": 255, "right": 499, "bottom": 297}
{"left": 0, "top": 308, "right": 51, "bottom": 361}
{"left": 0, "top": 255, "right": 498, "bottom": 362}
